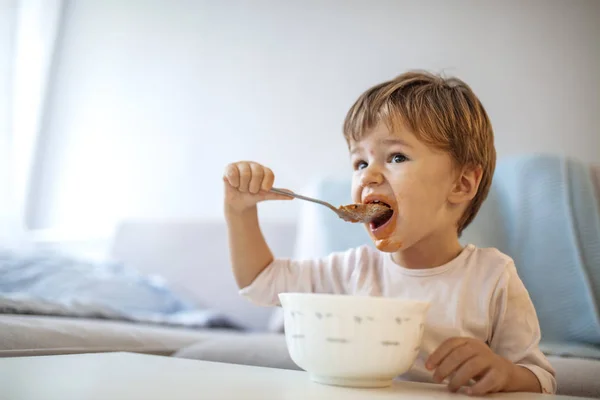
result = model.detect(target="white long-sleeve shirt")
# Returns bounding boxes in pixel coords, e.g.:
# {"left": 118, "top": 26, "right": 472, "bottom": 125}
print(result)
{"left": 240, "top": 243, "right": 556, "bottom": 394}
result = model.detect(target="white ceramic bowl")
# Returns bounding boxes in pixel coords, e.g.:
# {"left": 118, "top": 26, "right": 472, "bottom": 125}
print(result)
{"left": 278, "top": 293, "right": 430, "bottom": 388}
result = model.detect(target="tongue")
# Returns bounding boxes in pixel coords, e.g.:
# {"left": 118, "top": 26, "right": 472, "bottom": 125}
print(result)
{"left": 371, "top": 208, "right": 393, "bottom": 228}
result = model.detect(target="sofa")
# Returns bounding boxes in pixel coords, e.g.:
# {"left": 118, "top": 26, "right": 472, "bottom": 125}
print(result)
{"left": 0, "top": 219, "right": 296, "bottom": 357}
{"left": 1, "top": 154, "right": 598, "bottom": 398}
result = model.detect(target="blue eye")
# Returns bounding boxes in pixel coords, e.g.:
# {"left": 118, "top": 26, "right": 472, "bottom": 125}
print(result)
{"left": 355, "top": 160, "right": 368, "bottom": 170}
{"left": 391, "top": 154, "right": 408, "bottom": 163}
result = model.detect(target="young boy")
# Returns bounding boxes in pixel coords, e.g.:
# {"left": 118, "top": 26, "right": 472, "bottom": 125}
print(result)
{"left": 222, "top": 71, "right": 556, "bottom": 396}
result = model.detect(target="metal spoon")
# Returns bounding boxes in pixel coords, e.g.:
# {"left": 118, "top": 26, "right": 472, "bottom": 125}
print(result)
{"left": 269, "top": 187, "right": 393, "bottom": 224}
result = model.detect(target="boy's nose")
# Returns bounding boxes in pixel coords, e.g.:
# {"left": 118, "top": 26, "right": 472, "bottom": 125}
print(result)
{"left": 360, "top": 166, "right": 384, "bottom": 187}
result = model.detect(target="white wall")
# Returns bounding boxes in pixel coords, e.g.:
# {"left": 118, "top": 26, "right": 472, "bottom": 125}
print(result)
{"left": 30, "top": 0, "right": 600, "bottom": 233}
{"left": 0, "top": 1, "right": 13, "bottom": 155}
{"left": 0, "top": 0, "right": 15, "bottom": 242}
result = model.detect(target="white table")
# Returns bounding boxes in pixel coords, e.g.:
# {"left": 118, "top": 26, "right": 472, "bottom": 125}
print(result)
{"left": 0, "top": 352, "right": 588, "bottom": 400}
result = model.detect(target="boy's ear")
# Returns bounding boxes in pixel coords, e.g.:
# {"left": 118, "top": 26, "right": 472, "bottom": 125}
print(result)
{"left": 448, "top": 164, "right": 483, "bottom": 205}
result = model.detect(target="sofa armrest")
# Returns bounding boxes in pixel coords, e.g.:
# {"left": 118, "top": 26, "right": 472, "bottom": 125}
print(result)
{"left": 109, "top": 219, "right": 297, "bottom": 331}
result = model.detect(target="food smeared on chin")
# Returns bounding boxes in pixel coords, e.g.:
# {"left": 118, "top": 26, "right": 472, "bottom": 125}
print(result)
{"left": 375, "top": 238, "right": 403, "bottom": 252}
{"left": 337, "top": 202, "right": 393, "bottom": 225}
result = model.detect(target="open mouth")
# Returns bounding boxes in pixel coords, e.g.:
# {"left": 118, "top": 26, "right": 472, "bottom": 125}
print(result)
{"left": 366, "top": 200, "right": 394, "bottom": 230}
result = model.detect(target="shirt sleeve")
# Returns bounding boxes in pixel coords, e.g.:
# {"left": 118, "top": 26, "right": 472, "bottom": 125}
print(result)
{"left": 239, "top": 245, "right": 375, "bottom": 307}
{"left": 489, "top": 262, "right": 557, "bottom": 394}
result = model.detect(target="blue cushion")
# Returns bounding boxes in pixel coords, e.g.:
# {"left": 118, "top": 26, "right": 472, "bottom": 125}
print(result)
{"left": 293, "top": 155, "right": 600, "bottom": 346}
{"left": 492, "top": 155, "right": 600, "bottom": 344}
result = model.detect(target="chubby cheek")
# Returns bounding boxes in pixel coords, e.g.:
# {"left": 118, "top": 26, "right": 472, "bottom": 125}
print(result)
{"left": 394, "top": 191, "right": 433, "bottom": 227}
{"left": 350, "top": 179, "right": 362, "bottom": 203}
{"left": 392, "top": 185, "right": 447, "bottom": 242}
{"left": 388, "top": 178, "right": 436, "bottom": 234}
{"left": 391, "top": 171, "right": 441, "bottom": 214}
{"left": 388, "top": 177, "right": 414, "bottom": 216}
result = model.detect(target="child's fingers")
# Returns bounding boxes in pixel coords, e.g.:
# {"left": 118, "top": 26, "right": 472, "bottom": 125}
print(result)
{"left": 432, "top": 342, "right": 477, "bottom": 383}
{"left": 237, "top": 162, "right": 252, "bottom": 192}
{"left": 446, "top": 356, "right": 488, "bottom": 392}
{"left": 223, "top": 163, "right": 240, "bottom": 188}
{"left": 223, "top": 161, "right": 282, "bottom": 199}
{"left": 467, "top": 368, "right": 501, "bottom": 396}
{"left": 248, "top": 163, "right": 265, "bottom": 194}
{"left": 427, "top": 337, "right": 469, "bottom": 370}
{"left": 261, "top": 167, "right": 275, "bottom": 192}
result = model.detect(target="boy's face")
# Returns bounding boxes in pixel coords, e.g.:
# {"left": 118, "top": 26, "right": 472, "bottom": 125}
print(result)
{"left": 349, "top": 122, "right": 460, "bottom": 253}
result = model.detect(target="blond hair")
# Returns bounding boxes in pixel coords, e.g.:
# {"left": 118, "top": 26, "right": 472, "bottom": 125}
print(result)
{"left": 343, "top": 71, "right": 496, "bottom": 234}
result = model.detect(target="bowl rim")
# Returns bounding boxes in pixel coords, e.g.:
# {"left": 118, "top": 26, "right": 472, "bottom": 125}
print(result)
{"left": 278, "top": 292, "right": 430, "bottom": 309}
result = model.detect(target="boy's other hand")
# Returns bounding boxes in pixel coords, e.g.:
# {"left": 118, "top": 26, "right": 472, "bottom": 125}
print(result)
{"left": 223, "top": 161, "right": 293, "bottom": 213}
{"left": 425, "top": 337, "right": 524, "bottom": 396}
